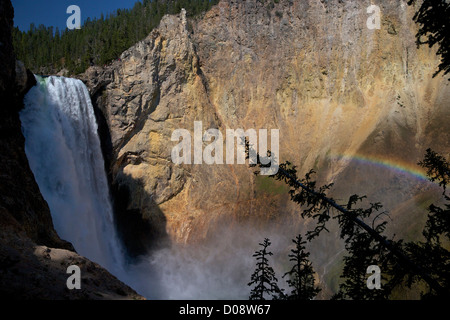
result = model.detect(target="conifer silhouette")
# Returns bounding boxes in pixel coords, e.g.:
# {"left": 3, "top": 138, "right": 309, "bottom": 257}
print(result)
{"left": 248, "top": 238, "right": 283, "bottom": 300}
{"left": 408, "top": 0, "right": 450, "bottom": 79}
{"left": 283, "top": 235, "right": 321, "bottom": 300}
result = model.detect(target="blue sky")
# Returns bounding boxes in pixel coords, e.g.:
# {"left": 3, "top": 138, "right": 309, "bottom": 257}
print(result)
{"left": 12, "top": 0, "right": 141, "bottom": 31}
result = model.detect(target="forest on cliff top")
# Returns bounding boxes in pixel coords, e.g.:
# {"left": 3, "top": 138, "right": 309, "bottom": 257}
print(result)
{"left": 12, "top": 0, "right": 219, "bottom": 75}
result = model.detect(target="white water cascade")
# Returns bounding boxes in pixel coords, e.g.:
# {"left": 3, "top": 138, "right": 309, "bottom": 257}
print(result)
{"left": 20, "top": 76, "right": 126, "bottom": 278}
{"left": 19, "top": 75, "right": 256, "bottom": 300}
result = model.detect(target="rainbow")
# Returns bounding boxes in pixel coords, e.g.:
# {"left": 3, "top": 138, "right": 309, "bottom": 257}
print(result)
{"left": 328, "top": 152, "right": 431, "bottom": 182}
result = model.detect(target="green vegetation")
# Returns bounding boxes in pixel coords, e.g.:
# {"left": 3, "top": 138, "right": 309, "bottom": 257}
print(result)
{"left": 12, "top": 0, "right": 219, "bottom": 75}
{"left": 255, "top": 175, "right": 288, "bottom": 195}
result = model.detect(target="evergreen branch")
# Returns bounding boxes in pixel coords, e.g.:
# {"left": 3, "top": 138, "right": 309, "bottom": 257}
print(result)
{"left": 244, "top": 140, "right": 449, "bottom": 297}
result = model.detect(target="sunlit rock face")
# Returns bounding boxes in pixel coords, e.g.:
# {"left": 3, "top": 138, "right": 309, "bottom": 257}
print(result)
{"left": 83, "top": 0, "right": 449, "bottom": 272}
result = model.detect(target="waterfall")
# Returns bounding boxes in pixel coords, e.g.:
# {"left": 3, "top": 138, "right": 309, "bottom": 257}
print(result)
{"left": 20, "top": 76, "right": 125, "bottom": 277}
{"left": 18, "top": 75, "right": 250, "bottom": 300}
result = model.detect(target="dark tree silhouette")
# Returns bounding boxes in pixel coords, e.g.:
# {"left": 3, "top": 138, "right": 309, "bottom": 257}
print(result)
{"left": 408, "top": 0, "right": 450, "bottom": 79}
{"left": 245, "top": 141, "right": 450, "bottom": 299}
{"left": 401, "top": 149, "right": 450, "bottom": 299}
{"left": 248, "top": 238, "right": 283, "bottom": 300}
{"left": 332, "top": 206, "right": 397, "bottom": 300}
{"left": 269, "top": 164, "right": 445, "bottom": 296}
{"left": 282, "top": 234, "right": 321, "bottom": 300}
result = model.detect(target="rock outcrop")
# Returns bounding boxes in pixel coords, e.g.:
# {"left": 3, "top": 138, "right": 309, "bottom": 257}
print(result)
{"left": 81, "top": 9, "right": 222, "bottom": 254}
{"left": 0, "top": 0, "right": 66, "bottom": 251}
{"left": 0, "top": 0, "right": 143, "bottom": 300}
{"left": 0, "top": 229, "right": 143, "bottom": 300}
{"left": 83, "top": 0, "right": 449, "bottom": 253}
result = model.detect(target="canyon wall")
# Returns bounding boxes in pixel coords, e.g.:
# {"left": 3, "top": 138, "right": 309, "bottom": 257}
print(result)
{"left": 83, "top": 0, "right": 449, "bottom": 256}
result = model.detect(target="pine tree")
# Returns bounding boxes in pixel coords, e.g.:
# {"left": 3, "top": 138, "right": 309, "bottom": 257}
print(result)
{"left": 248, "top": 238, "right": 283, "bottom": 300}
{"left": 245, "top": 140, "right": 450, "bottom": 299}
{"left": 282, "top": 234, "right": 321, "bottom": 300}
{"left": 401, "top": 149, "right": 450, "bottom": 299}
{"left": 12, "top": 0, "right": 220, "bottom": 75}
{"left": 408, "top": 0, "right": 450, "bottom": 79}
{"left": 333, "top": 217, "right": 395, "bottom": 300}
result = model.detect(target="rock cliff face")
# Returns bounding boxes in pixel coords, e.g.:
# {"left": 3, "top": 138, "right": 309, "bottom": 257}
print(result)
{"left": 83, "top": 0, "right": 449, "bottom": 258}
{"left": 0, "top": 0, "right": 143, "bottom": 300}
{"left": 82, "top": 10, "right": 223, "bottom": 254}
{"left": 0, "top": 0, "right": 65, "bottom": 251}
